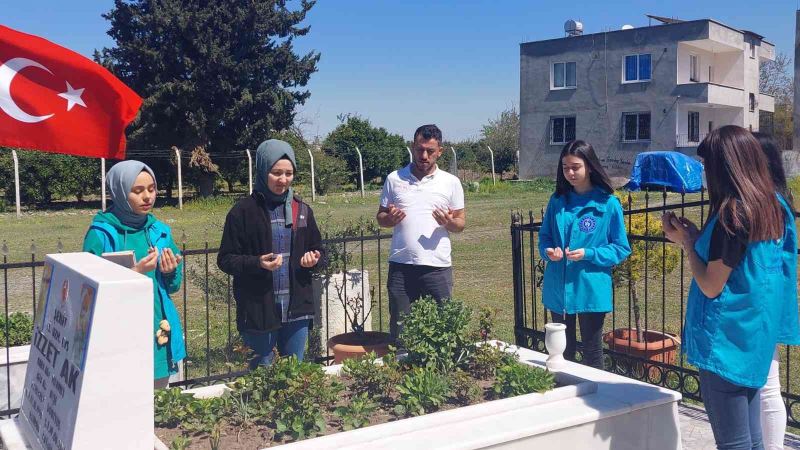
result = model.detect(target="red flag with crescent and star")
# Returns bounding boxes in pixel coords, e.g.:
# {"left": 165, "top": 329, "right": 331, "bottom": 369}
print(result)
{"left": 0, "top": 25, "right": 142, "bottom": 159}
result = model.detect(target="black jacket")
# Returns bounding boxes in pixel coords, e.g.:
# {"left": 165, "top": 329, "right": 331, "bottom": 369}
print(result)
{"left": 217, "top": 192, "right": 325, "bottom": 332}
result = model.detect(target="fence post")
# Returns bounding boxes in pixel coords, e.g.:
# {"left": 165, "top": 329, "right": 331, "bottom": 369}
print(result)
{"left": 405, "top": 146, "right": 413, "bottom": 164}
{"left": 100, "top": 158, "right": 106, "bottom": 212}
{"left": 174, "top": 147, "right": 183, "bottom": 210}
{"left": 511, "top": 212, "right": 525, "bottom": 346}
{"left": 11, "top": 150, "right": 20, "bottom": 218}
{"left": 354, "top": 146, "right": 365, "bottom": 198}
{"left": 486, "top": 145, "right": 496, "bottom": 185}
{"left": 450, "top": 146, "right": 458, "bottom": 177}
{"left": 516, "top": 150, "right": 520, "bottom": 177}
{"left": 246, "top": 148, "right": 253, "bottom": 195}
{"left": 306, "top": 147, "right": 316, "bottom": 202}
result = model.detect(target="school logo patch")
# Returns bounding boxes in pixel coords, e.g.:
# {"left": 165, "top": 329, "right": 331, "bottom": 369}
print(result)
{"left": 578, "top": 216, "right": 597, "bottom": 233}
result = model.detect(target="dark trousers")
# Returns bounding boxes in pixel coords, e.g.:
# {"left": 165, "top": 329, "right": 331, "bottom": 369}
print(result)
{"left": 700, "top": 370, "right": 763, "bottom": 450}
{"left": 550, "top": 311, "right": 606, "bottom": 370}
{"left": 388, "top": 262, "right": 453, "bottom": 338}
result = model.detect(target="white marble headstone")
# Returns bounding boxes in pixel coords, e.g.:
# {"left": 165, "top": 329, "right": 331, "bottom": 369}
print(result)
{"left": 4, "top": 252, "right": 153, "bottom": 450}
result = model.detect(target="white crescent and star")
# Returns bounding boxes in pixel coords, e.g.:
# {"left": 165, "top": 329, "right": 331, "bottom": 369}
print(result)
{"left": 0, "top": 57, "right": 87, "bottom": 123}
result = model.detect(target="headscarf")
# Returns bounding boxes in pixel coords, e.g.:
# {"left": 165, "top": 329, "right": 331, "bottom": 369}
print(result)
{"left": 254, "top": 139, "right": 297, "bottom": 226}
{"left": 107, "top": 160, "right": 157, "bottom": 228}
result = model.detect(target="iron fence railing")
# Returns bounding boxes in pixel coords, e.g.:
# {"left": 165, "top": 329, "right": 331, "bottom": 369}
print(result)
{"left": 0, "top": 231, "right": 391, "bottom": 417}
{"left": 511, "top": 188, "right": 800, "bottom": 428}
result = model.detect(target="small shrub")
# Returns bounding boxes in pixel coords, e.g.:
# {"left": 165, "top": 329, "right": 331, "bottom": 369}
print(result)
{"left": 394, "top": 367, "right": 451, "bottom": 417}
{"left": 449, "top": 369, "right": 482, "bottom": 405}
{"left": 265, "top": 356, "right": 343, "bottom": 440}
{"left": 169, "top": 435, "right": 191, "bottom": 450}
{"left": 342, "top": 351, "right": 396, "bottom": 398}
{"left": 399, "top": 297, "right": 472, "bottom": 373}
{"left": 0, "top": 312, "right": 33, "bottom": 346}
{"left": 468, "top": 344, "right": 506, "bottom": 380}
{"left": 334, "top": 392, "right": 378, "bottom": 430}
{"left": 492, "top": 363, "right": 555, "bottom": 398}
{"left": 181, "top": 395, "right": 229, "bottom": 433}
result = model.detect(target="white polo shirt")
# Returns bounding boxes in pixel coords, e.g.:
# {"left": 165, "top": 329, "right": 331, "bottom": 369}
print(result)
{"left": 379, "top": 165, "right": 465, "bottom": 267}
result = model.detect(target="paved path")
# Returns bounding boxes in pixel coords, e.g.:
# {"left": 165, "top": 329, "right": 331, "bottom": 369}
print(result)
{"left": 679, "top": 403, "right": 800, "bottom": 449}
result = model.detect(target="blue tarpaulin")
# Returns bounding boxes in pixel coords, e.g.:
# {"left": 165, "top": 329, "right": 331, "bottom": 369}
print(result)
{"left": 625, "top": 151, "right": 704, "bottom": 193}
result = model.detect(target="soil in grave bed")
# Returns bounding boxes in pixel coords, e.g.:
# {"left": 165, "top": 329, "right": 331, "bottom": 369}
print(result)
{"left": 155, "top": 377, "right": 567, "bottom": 449}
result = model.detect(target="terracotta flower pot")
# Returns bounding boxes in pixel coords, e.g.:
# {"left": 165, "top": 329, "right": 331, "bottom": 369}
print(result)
{"left": 602, "top": 328, "right": 680, "bottom": 378}
{"left": 327, "top": 331, "right": 393, "bottom": 364}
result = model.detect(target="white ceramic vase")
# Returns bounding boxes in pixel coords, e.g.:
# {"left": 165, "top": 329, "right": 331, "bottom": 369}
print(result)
{"left": 544, "top": 322, "right": 567, "bottom": 371}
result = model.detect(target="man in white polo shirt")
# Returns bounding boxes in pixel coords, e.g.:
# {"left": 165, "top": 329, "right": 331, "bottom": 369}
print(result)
{"left": 377, "top": 124, "right": 466, "bottom": 338}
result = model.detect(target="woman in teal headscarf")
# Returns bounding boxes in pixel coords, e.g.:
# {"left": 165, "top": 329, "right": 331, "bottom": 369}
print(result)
{"left": 218, "top": 139, "right": 325, "bottom": 368}
{"left": 82, "top": 160, "right": 186, "bottom": 388}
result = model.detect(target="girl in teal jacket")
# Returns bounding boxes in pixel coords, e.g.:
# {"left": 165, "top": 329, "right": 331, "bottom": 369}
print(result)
{"left": 663, "top": 126, "right": 795, "bottom": 449}
{"left": 82, "top": 161, "right": 186, "bottom": 388}
{"left": 539, "top": 140, "right": 631, "bottom": 369}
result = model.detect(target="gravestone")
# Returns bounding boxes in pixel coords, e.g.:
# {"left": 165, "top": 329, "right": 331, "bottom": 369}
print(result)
{"left": 0, "top": 252, "right": 153, "bottom": 450}
{"left": 313, "top": 270, "right": 373, "bottom": 343}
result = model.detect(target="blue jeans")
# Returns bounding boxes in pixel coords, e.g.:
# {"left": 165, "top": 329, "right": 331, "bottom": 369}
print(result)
{"left": 700, "top": 370, "right": 764, "bottom": 450}
{"left": 241, "top": 319, "right": 311, "bottom": 369}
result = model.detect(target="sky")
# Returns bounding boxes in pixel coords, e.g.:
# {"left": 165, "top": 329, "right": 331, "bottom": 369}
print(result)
{"left": 4, "top": 0, "right": 799, "bottom": 142}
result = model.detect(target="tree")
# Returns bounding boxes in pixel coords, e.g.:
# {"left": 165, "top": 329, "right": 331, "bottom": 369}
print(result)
{"left": 322, "top": 115, "right": 406, "bottom": 184}
{"left": 759, "top": 52, "right": 793, "bottom": 149}
{"left": 481, "top": 106, "right": 519, "bottom": 174}
{"left": 96, "top": 0, "right": 321, "bottom": 191}
{"left": 0, "top": 149, "right": 100, "bottom": 204}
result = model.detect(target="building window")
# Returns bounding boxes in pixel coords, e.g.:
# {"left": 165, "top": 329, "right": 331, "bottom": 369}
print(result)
{"left": 622, "top": 112, "right": 651, "bottom": 142}
{"left": 551, "top": 116, "right": 576, "bottom": 144}
{"left": 689, "top": 54, "right": 699, "bottom": 82}
{"left": 688, "top": 111, "right": 700, "bottom": 142}
{"left": 624, "top": 54, "right": 652, "bottom": 82}
{"left": 749, "top": 42, "right": 756, "bottom": 59}
{"left": 749, "top": 93, "right": 756, "bottom": 112}
{"left": 552, "top": 62, "right": 577, "bottom": 89}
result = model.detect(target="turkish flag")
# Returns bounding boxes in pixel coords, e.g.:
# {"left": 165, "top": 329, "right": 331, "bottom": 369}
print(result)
{"left": 0, "top": 25, "right": 142, "bottom": 160}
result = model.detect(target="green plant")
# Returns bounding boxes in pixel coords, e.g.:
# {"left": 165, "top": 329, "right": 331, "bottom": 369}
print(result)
{"left": 449, "top": 369, "right": 482, "bottom": 405}
{"left": 181, "top": 395, "right": 228, "bottom": 433}
{"left": 473, "top": 306, "right": 497, "bottom": 343}
{"left": 394, "top": 367, "right": 451, "bottom": 417}
{"left": 264, "top": 356, "right": 343, "bottom": 440}
{"left": 169, "top": 435, "right": 191, "bottom": 450}
{"left": 492, "top": 363, "right": 555, "bottom": 398}
{"left": 0, "top": 312, "right": 33, "bottom": 347}
{"left": 209, "top": 425, "right": 222, "bottom": 450}
{"left": 154, "top": 388, "right": 194, "bottom": 428}
{"left": 340, "top": 350, "right": 402, "bottom": 400}
{"left": 468, "top": 344, "right": 504, "bottom": 380}
{"left": 399, "top": 297, "right": 472, "bottom": 372}
{"left": 334, "top": 392, "right": 378, "bottom": 430}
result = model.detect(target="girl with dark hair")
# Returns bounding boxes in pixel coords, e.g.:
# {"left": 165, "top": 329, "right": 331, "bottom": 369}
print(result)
{"left": 538, "top": 140, "right": 631, "bottom": 369}
{"left": 752, "top": 132, "right": 799, "bottom": 450}
{"left": 663, "top": 126, "right": 798, "bottom": 449}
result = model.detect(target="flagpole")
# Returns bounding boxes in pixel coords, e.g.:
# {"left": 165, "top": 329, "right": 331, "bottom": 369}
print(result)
{"left": 101, "top": 158, "right": 106, "bottom": 212}
{"left": 11, "top": 150, "right": 20, "bottom": 218}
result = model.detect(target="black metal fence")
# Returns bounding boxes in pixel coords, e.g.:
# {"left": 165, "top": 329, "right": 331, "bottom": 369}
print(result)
{"left": 0, "top": 231, "right": 392, "bottom": 417}
{"left": 511, "top": 189, "right": 800, "bottom": 427}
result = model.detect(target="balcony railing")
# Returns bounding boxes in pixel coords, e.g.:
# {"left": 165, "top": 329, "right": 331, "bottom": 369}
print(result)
{"left": 676, "top": 133, "right": 707, "bottom": 148}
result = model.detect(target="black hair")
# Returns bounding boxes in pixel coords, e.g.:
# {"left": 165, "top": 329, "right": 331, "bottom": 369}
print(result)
{"left": 413, "top": 124, "right": 443, "bottom": 144}
{"left": 555, "top": 140, "right": 614, "bottom": 197}
{"left": 752, "top": 132, "right": 794, "bottom": 210}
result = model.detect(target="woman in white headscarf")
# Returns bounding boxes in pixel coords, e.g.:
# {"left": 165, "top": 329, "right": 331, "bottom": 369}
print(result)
{"left": 83, "top": 160, "right": 186, "bottom": 388}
